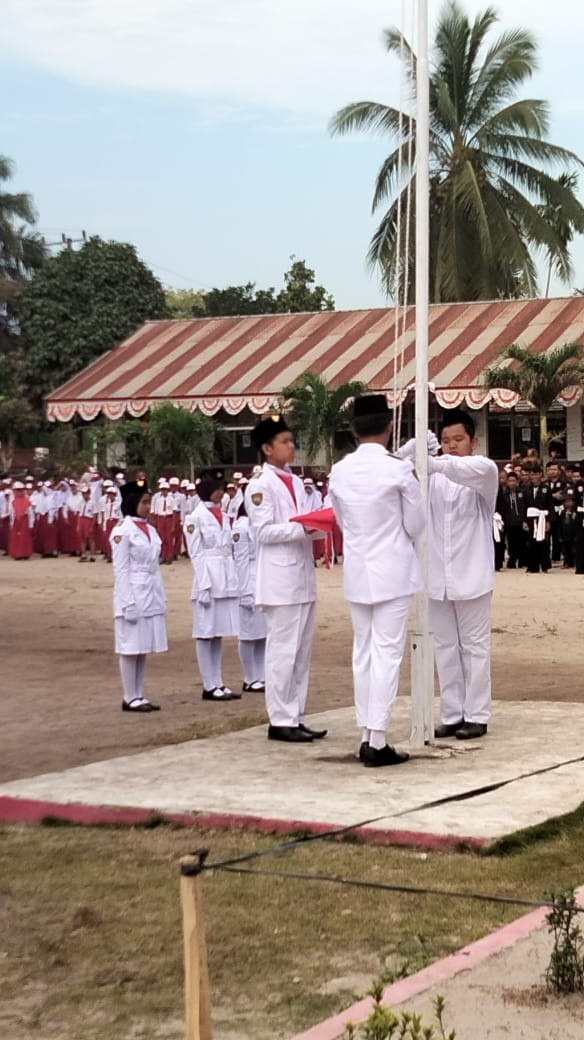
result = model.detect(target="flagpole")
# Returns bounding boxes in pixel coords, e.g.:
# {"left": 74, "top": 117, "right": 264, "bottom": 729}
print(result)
{"left": 410, "top": 0, "right": 434, "bottom": 747}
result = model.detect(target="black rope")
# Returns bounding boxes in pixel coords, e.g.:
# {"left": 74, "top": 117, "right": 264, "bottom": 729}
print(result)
{"left": 209, "top": 862, "right": 584, "bottom": 913}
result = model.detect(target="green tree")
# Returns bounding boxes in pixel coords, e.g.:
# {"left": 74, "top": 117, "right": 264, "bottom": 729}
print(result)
{"left": 143, "top": 403, "right": 222, "bottom": 481}
{"left": 330, "top": 2, "right": 584, "bottom": 302}
{"left": 540, "top": 173, "right": 581, "bottom": 297}
{"left": 0, "top": 395, "right": 39, "bottom": 472}
{"left": 17, "top": 236, "right": 168, "bottom": 407}
{"left": 483, "top": 343, "right": 584, "bottom": 461}
{"left": 278, "top": 257, "right": 335, "bottom": 313}
{"left": 200, "top": 257, "right": 334, "bottom": 317}
{"left": 164, "top": 287, "right": 207, "bottom": 318}
{"left": 281, "top": 371, "right": 368, "bottom": 471}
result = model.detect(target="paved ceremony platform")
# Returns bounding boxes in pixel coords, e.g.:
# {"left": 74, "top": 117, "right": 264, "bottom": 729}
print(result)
{"left": 1, "top": 699, "right": 584, "bottom": 847}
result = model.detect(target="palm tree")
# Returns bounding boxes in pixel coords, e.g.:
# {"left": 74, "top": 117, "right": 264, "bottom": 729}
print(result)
{"left": 329, "top": 2, "right": 584, "bottom": 302}
{"left": 0, "top": 155, "right": 45, "bottom": 281}
{"left": 540, "top": 173, "right": 580, "bottom": 297}
{"left": 483, "top": 343, "right": 584, "bottom": 461}
{"left": 144, "top": 403, "right": 223, "bottom": 481}
{"left": 281, "top": 372, "right": 368, "bottom": 471}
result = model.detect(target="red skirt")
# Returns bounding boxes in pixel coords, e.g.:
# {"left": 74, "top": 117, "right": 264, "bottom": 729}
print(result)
{"left": 78, "top": 515, "right": 95, "bottom": 541}
{"left": 157, "top": 514, "right": 174, "bottom": 561}
{"left": 37, "top": 514, "right": 58, "bottom": 554}
{"left": 8, "top": 516, "right": 34, "bottom": 559}
{"left": 0, "top": 515, "right": 8, "bottom": 552}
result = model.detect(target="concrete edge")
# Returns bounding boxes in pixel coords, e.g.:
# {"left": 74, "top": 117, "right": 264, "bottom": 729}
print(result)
{"left": 287, "top": 883, "right": 584, "bottom": 1040}
{"left": 0, "top": 795, "right": 485, "bottom": 850}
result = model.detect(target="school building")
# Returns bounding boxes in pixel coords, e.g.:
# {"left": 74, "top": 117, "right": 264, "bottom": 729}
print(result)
{"left": 45, "top": 296, "right": 584, "bottom": 465}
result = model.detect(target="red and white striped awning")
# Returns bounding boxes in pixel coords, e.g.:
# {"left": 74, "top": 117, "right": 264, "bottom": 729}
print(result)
{"left": 46, "top": 296, "right": 584, "bottom": 422}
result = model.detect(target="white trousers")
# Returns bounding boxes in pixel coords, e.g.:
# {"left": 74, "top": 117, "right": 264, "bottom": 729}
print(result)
{"left": 429, "top": 593, "right": 492, "bottom": 725}
{"left": 349, "top": 596, "right": 413, "bottom": 734}
{"left": 263, "top": 602, "right": 315, "bottom": 727}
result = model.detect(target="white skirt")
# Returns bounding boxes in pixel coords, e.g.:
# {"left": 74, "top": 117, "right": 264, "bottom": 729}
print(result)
{"left": 193, "top": 597, "right": 240, "bottom": 639}
{"left": 115, "top": 614, "right": 168, "bottom": 655}
{"left": 239, "top": 604, "right": 268, "bottom": 641}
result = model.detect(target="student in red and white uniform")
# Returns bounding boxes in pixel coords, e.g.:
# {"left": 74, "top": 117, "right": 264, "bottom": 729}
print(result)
{"left": 232, "top": 500, "right": 266, "bottom": 693}
{"left": 36, "top": 480, "right": 59, "bottom": 557}
{"left": 111, "top": 481, "right": 166, "bottom": 712}
{"left": 8, "top": 482, "right": 34, "bottom": 559}
{"left": 102, "top": 485, "right": 122, "bottom": 561}
{"left": 151, "top": 480, "right": 174, "bottom": 563}
{"left": 169, "top": 477, "right": 184, "bottom": 558}
{"left": 184, "top": 470, "right": 240, "bottom": 701}
{"left": 77, "top": 484, "right": 97, "bottom": 561}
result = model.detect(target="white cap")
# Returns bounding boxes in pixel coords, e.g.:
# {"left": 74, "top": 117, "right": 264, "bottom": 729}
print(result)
{"left": 157, "top": 477, "right": 164, "bottom": 485}
{"left": 80, "top": 484, "right": 90, "bottom": 492}
{"left": 233, "top": 472, "right": 243, "bottom": 480}
{"left": 169, "top": 477, "right": 180, "bottom": 486}
{"left": 239, "top": 477, "right": 249, "bottom": 486}
{"left": 187, "top": 483, "right": 197, "bottom": 491}
{"left": 102, "top": 479, "right": 113, "bottom": 488}
{"left": 180, "top": 479, "right": 189, "bottom": 488}
{"left": 12, "top": 481, "right": 25, "bottom": 489}
{"left": 105, "top": 485, "right": 117, "bottom": 493}
{"left": 303, "top": 477, "right": 314, "bottom": 485}
{"left": 159, "top": 480, "right": 170, "bottom": 490}
{"left": 226, "top": 482, "right": 235, "bottom": 489}
{"left": 316, "top": 481, "right": 324, "bottom": 487}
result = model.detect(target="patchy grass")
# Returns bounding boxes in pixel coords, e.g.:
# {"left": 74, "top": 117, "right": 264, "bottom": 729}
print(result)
{"left": 1, "top": 816, "right": 584, "bottom": 1040}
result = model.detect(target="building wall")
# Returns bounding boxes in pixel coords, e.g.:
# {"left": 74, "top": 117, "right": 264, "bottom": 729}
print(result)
{"left": 566, "top": 404, "right": 584, "bottom": 461}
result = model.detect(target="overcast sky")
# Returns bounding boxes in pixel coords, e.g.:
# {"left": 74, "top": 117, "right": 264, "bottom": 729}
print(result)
{"left": 3, "top": 0, "right": 584, "bottom": 307}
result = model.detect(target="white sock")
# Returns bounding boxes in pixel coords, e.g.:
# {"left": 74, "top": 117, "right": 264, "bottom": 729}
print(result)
{"left": 211, "top": 637, "right": 223, "bottom": 688}
{"left": 238, "top": 640, "right": 255, "bottom": 684}
{"left": 252, "top": 639, "right": 266, "bottom": 682}
{"left": 196, "top": 640, "right": 215, "bottom": 691}
{"left": 361, "top": 728, "right": 371, "bottom": 744}
{"left": 370, "top": 729, "right": 386, "bottom": 750}
{"left": 135, "top": 654, "right": 147, "bottom": 699}
{"left": 119, "top": 655, "right": 139, "bottom": 703}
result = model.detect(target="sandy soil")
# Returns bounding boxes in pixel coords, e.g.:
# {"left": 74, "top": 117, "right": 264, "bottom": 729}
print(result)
{"left": 1, "top": 555, "right": 583, "bottom": 782}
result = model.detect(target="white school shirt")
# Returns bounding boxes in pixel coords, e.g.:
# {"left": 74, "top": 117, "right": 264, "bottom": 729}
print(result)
{"left": 427, "top": 453, "right": 499, "bottom": 601}
{"left": 247, "top": 464, "right": 317, "bottom": 607}
{"left": 0, "top": 490, "right": 8, "bottom": 519}
{"left": 183, "top": 501, "right": 239, "bottom": 600}
{"left": 111, "top": 517, "right": 166, "bottom": 618}
{"left": 328, "top": 443, "right": 424, "bottom": 604}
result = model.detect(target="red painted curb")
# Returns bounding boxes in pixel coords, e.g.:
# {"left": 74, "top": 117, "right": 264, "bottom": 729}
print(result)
{"left": 0, "top": 796, "right": 485, "bottom": 850}
{"left": 287, "top": 884, "right": 584, "bottom": 1040}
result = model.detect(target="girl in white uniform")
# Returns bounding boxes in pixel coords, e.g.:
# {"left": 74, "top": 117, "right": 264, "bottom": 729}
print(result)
{"left": 232, "top": 501, "right": 266, "bottom": 693}
{"left": 111, "top": 481, "right": 167, "bottom": 712}
{"left": 184, "top": 471, "right": 240, "bottom": 701}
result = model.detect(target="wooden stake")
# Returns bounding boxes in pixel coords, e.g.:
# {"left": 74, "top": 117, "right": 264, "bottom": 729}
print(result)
{"left": 180, "top": 850, "right": 212, "bottom": 1040}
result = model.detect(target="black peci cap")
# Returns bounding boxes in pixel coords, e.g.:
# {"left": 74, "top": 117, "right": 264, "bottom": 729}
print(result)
{"left": 251, "top": 415, "right": 290, "bottom": 450}
{"left": 353, "top": 394, "right": 391, "bottom": 418}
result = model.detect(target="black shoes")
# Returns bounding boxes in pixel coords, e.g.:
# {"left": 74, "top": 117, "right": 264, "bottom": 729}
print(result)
{"left": 456, "top": 722, "right": 487, "bottom": 740}
{"left": 299, "top": 722, "right": 328, "bottom": 739}
{"left": 202, "top": 687, "right": 235, "bottom": 701}
{"left": 434, "top": 720, "right": 465, "bottom": 738}
{"left": 122, "top": 699, "right": 161, "bottom": 712}
{"left": 362, "top": 744, "right": 409, "bottom": 768}
{"left": 358, "top": 741, "right": 369, "bottom": 761}
{"left": 267, "top": 725, "right": 313, "bottom": 743}
{"left": 242, "top": 681, "right": 265, "bottom": 693}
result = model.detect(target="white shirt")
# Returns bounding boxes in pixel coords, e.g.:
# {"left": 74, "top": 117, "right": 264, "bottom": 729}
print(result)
{"left": 427, "top": 453, "right": 499, "bottom": 601}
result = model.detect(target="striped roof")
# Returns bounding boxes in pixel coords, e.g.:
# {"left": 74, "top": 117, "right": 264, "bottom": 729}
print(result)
{"left": 46, "top": 296, "right": 584, "bottom": 422}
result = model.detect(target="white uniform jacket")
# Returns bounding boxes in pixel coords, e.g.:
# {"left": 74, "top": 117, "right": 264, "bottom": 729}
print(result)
{"left": 427, "top": 453, "right": 499, "bottom": 601}
{"left": 247, "top": 465, "right": 316, "bottom": 607}
{"left": 184, "top": 502, "right": 239, "bottom": 601}
{"left": 328, "top": 443, "right": 425, "bottom": 604}
{"left": 232, "top": 515, "right": 257, "bottom": 598}
{"left": 111, "top": 516, "right": 167, "bottom": 619}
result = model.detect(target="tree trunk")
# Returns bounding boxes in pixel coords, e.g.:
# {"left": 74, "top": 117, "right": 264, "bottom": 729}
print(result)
{"left": 539, "top": 409, "right": 549, "bottom": 464}
{"left": 326, "top": 438, "right": 333, "bottom": 474}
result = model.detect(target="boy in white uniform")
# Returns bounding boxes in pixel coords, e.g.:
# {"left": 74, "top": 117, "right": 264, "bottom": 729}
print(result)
{"left": 247, "top": 415, "right": 325, "bottom": 744}
{"left": 402, "top": 410, "right": 498, "bottom": 740}
{"left": 328, "top": 395, "right": 425, "bottom": 766}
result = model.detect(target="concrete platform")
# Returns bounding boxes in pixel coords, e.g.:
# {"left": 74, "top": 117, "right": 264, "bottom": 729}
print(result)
{"left": 1, "top": 700, "right": 584, "bottom": 847}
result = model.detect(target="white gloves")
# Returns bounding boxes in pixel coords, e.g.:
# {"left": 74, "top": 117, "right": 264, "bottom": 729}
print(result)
{"left": 197, "top": 589, "right": 211, "bottom": 607}
{"left": 124, "top": 605, "right": 139, "bottom": 624}
{"left": 240, "top": 594, "right": 255, "bottom": 609}
{"left": 396, "top": 431, "right": 439, "bottom": 459}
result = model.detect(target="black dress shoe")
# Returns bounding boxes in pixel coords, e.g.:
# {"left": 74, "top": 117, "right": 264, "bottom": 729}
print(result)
{"left": 122, "top": 699, "right": 160, "bottom": 712}
{"left": 363, "top": 744, "right": 409, "bottom": 768}
{"left": 456, "top": 722, "right": 487, "bottom": 740}
{"left": 299, "top": 722, "right": 328, "bottom": 739}
{"left": 242, "top": 681, "right": 265, "bottom": 693}
{"left": 434, "top": 720, "right": 465, "bottom": 738}
{"left": 267, "top": 725, "right": 313, "bottom": 743}
{"left": 202, "top": 688, "right": 235, "bottom": 701}
{"left": 358, "top": 741, "right": 370, "bottom": 761}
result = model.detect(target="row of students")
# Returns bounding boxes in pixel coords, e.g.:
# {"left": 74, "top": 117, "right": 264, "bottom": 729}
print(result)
{"left": 110, "top": 476, "right": 266, "bottom": 711}
{"left": 494, "top": 464, "right": 584, "bottom": 573}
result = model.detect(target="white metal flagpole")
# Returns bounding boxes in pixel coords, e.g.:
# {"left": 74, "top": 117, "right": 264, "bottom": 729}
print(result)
{"left": 410, "top": 0, "right": 434, "bottom": 747}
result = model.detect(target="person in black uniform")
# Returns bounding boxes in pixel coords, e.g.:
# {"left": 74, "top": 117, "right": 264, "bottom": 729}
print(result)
{"left": 524, "top": 465, "right": 553, "bottom": 573}
{"left": 494, "top": 469, "right": 507, "bottom": 571}
{"left": 545, "top": 461, "right": 566, "bottom": 563}
{"left": 560, "top": 498, "right": 577, "bottom": 568}
{"left": 502, "top": 472, "right": 528, "bottom": 568}
{"left": 567, "top": 467, "right": 584, "bottom": 574}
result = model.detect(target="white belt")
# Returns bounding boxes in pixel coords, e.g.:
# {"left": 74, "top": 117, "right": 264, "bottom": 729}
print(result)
{"left": 492, "top": 512, "right": 504, "bottom": 543}
{"left": 526, "top": 507, "right": 548, "bottom": 541}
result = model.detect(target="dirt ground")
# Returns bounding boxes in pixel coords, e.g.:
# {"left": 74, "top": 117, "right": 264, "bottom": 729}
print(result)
{"left": 1, "top": 555, "right": 584, "bottom": 782}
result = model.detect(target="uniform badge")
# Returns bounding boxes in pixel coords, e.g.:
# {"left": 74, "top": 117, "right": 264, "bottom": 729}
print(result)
{"left": 251, "top": 493, "right": 263, "bottom": 506}
{"left": 113, "top": 535, "right": 122, "bottom": 544}
{"left": 233, "top": 533, "right": 240, "bottom": 542}
{"left": 187, "top": 524, "right": 195, "bottom": 533}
